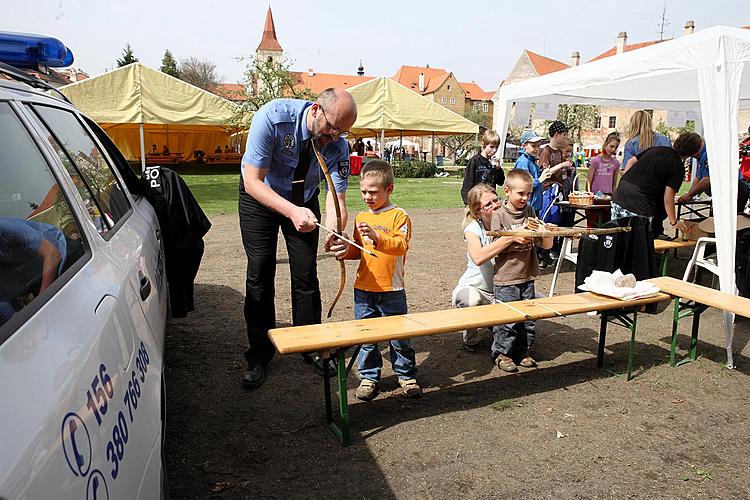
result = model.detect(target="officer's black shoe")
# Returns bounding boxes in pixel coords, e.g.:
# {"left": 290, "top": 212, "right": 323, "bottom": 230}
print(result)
{"left": 302, "top": 353, "right": 337, "bottom": 377}
{"left": 242, "top": 364, "right": 266, "bottom": 389}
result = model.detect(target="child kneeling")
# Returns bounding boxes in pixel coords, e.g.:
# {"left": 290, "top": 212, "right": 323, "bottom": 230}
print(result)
{"left": 490, "top": 169, "right": 554, "bottom": 372}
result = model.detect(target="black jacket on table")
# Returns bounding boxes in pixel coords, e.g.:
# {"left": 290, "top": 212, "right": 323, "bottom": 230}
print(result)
{"left": 461, "top": 154, "right": 505, "bottom": 204}
{"left": 575, "top": 216, "right": 658, "bottom": 301}
{"left": 141, "top": 167, "right": 211, "bottom": 317}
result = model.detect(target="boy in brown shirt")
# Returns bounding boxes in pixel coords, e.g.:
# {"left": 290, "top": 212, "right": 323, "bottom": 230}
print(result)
{"left": 490, "top": 169, "right": 554, "bottom": 372}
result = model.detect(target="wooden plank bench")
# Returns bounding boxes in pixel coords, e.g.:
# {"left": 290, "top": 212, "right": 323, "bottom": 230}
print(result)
{"left": 270, "top": 287, "right": 675, "bottom": 445}
{"left": 650, "top": 276, "right": 750, "bottom": 367}
{"left": 270, "top": 277, "right": 750, "bottom": 445}
{"left": 653, "top": 239, "right": 698, "bottom": 276}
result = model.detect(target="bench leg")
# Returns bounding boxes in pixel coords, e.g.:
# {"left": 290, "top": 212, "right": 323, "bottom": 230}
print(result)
{"left": 670, "top": 298, "right": 680, "bottom": 367}
{"left": 660, "top": 252, "right": 670, "bottom": 277}
{"left": 669, "top": 301, "right": 707, "bottom": 367}
{"left": 626, "top": 311, "right": 638, "bottom": 381}
{"left": 322, "top": 350, "right": 351, "bottom": 446}
{"left": 597, "top": 313, "right": 608, "bottom": 368}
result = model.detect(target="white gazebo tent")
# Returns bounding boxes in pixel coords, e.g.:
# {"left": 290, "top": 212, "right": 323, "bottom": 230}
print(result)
{"left": 493, "top": 26, "right": 750, "bottom": 366}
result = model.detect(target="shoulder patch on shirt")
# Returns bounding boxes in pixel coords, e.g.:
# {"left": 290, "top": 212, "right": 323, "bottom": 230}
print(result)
{"left": 338, "top": 160, "right": 350, "bottom": 178}
{"left": 282, "top": 134, "right": 295, "bottom": 154}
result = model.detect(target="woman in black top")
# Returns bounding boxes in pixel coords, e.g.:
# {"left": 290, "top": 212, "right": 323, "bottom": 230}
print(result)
{"left": 611, "top": 132, "right": 703, "bottom": 235}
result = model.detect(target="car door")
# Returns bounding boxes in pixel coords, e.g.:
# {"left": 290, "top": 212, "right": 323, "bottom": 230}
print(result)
{"left": 0, "top": 99, "right": 163, "bottom": 499}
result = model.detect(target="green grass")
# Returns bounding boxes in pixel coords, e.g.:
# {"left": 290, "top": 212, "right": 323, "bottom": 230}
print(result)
{"left": 182, "top": 171, "right": 692, "bottom": 216}
{"left": 183, "top": 174, "right": 466, "bottom": 215}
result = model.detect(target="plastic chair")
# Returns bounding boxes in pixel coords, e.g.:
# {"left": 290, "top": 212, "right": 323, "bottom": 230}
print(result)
{"left": 682, "top": 237, "right": 718, "bottom": 286}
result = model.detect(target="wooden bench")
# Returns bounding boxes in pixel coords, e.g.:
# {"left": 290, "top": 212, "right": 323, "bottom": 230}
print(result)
{"left": 653, "top": 239, "right": 698, "bottom": 276}
{"left": 270, "top": 287, "right": 678, "bottom": 445}
{"left": 270, "top": 277, "right": 750, "bottom": 445}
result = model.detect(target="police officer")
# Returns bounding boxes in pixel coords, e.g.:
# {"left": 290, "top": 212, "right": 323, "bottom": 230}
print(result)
{"left": 239, "top": 88, "right": 357, "bottom": 389}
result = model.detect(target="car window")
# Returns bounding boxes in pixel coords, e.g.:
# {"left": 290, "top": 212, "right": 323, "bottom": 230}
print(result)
{"left": 31, "top": 105, "right": 131, "bottom": 235}
{"left": 83, "top": 116, "right": 146, "bottom": 198}
{"left": 0, "top": 102, "right": 86, "bottom": 336}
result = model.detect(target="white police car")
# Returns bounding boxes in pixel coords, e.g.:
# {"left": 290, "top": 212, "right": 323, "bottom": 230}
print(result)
{"left": 0, "top": 33, "right": 168, "bottom": 499}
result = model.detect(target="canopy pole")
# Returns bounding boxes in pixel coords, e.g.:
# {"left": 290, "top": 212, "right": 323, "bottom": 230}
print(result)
{"left": 380, "top": 128, "right": 385, "bottom": 159}
{"left": 139, "top": 122, "right": 146, "bottom": 173}
{"left": 399, "top": 131, "right": 403, "bottom": 160}
{"left": 431, "top": 133, "right": 435, "bottom": 163}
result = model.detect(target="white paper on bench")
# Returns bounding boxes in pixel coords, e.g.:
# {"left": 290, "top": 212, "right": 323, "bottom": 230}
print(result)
{"left": 578, "top": 269, "right": 661, "bottom": 300}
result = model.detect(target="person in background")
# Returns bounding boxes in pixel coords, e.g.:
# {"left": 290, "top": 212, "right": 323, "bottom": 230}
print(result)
{"left": 677, "top": 141, "right": 750, "bottom": 213}
{"left": 452, "top": 184, "right": 502, "bottom": 352}
{"left": 224, "top": 145, "right": 231, "bottom": 153}
{"left": 622, "top": 110, "right": 672, "bottom": 237}
{"left": 587, "top": 132, "right": 621, "bottom": 195}
{"left": 162, "top": 144, "right": 170, "bottom": 155}
{"left": 490, "top": 169, "right": 554, "bottom": 372}
{"left": 460, "top": 129, "right": 505, "bottom": 205}
{"left": 330, "top": 160, "right": 420, "bottom": 401}
{"left": 366, "top": 140, "right": 374, "bottom": 152}
{"left": 354, "top": 137, "right": 365, "bottom": 156}
{"left": 149, "top": 144, "right": 158, "bottom": 155}
{"left": 611, "top": 132, "right": 703, "bottom": 236}
{"left": 622, "top": 110, "right": 672, "bottom": 170}
{"left": 538, "top": 121, "right": 575, "bottom": 261}
{"left": 214, "top": 146, "right": 223, "bottom": 154}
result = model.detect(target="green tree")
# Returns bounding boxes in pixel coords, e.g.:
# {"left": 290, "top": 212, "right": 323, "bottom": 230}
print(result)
{"left": 555, "top": 104, "right": 600, "bottom": 143}
{"left": 464, "top": 108, "right": 492, "bottom": 130}
{"left": 228, "top": 55, "right": 315, "bottom": 129}
{"left": 654, "top": 118, "right": 695, "bottom": 141}
{"left": 116, "top": 43, "right": 138, "bottom": 67}
{"left": 160, "top": 49, "right": 179, "bottom": 78}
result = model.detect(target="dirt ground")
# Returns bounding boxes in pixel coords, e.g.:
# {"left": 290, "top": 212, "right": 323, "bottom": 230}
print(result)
{"left": 164, "top": 209, "right": 750, "bottom": 499}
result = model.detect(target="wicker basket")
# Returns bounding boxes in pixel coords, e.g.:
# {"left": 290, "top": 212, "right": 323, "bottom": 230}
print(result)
{"left": 568, "top": 174, "right": 594, "bottom": 205}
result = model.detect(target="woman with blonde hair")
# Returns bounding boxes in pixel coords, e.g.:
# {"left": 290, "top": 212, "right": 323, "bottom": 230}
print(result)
{"left": 451, "top": 184, "right": 503, "bottom": 352}
{"left": 622, "top": 110, "right": 671, "bottom": 171}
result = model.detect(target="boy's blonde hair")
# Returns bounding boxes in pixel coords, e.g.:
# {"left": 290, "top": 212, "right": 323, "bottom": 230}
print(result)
{"left": 504, "top": 168, "right": 533, "bottom": 190}
{"left": 360, "top": 159, "right": 394, "bottom": 186}
{"left": 462, "top": 183, "right": 497, "bottom": 229}
{"left": 481, "top": 129, "right": 501, "bottom": 147}
{"left": 626, "top": 110, "right": 655, "bottom": 150}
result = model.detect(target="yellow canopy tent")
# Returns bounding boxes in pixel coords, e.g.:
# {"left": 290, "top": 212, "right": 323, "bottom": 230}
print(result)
{"left": 346, "top": 76, "right": 479, "bottom": 160}
{"left": 60, "top": 63, "right": 239, "bottom": 168}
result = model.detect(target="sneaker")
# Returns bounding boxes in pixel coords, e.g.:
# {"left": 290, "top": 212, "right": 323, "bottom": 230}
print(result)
{"left": 398, "top": 378, "right": 422, "bottom": 398}
{"left": 519, "top": 356, "right": 537, "bottom": 368}
{"left": 538, "top": 259, "right": 549, "bottom": 269}
{"left": 355, "top": 379, "right": 379, "bottom": 401}
{"left": 495, "top": 354, "right": 518, "bottom": 372}
{"left": 549, "top": 250, "right": 560, "bottom": 260}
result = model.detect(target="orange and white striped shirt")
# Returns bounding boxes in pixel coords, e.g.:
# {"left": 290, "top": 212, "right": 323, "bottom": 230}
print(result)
{"left": 352, "top": 204, "right": 411, "bottom": 292}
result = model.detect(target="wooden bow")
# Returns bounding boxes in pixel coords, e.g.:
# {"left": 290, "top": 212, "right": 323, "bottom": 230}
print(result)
{"left": 311, "top": 139, "right": 345, "bottom": 318}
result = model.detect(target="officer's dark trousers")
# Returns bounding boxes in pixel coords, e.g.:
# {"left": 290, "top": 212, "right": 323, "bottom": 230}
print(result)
{"left": 238, "top": 185, "right": 322, "bottom": 367}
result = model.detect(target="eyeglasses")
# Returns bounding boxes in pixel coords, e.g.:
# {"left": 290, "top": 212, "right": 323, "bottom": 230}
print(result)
{"left": 481, "top": 197, "right": 500, "bottom": 211}
{"left": 319, "top": 105, "right": 349, "bottom": 138}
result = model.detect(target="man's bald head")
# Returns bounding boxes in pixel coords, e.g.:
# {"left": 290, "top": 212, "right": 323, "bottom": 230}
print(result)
{"left": 317, "top": 88, "right": 357, "bottom": 131}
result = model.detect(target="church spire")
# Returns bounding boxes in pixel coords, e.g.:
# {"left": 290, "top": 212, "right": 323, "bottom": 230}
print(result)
{"left": 256, "top": 6, "right": 283, "bottom": 52}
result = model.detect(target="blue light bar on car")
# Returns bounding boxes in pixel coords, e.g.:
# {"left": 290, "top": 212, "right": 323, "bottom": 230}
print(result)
{"left": 0, "top": 32, "right": 74, "bottom": 68}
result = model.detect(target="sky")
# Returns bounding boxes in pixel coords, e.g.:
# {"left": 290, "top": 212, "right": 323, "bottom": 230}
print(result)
{"left": 4, "top": 0, "right": 749, "bottom": 92}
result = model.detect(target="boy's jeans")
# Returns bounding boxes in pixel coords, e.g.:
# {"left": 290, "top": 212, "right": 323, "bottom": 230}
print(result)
{"left": 354, "top": 288, "right": 416, "bottom": 382}
{"left": 491, "top": 281, "right": 536, "bottom": 359}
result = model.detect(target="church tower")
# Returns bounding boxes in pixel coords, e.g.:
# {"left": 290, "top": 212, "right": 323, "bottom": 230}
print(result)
{"left": 256, "top": 6, "right": 283, "bottom": 64}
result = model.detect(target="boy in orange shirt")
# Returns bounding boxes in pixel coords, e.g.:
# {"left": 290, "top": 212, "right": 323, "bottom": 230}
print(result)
{"left": 329, "top": 160, "right": 420, "bottom": 401}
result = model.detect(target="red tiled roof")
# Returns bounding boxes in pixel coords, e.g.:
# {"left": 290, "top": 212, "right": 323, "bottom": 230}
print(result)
{"left": 213, "top": 83, "right": 248, "bottom": 101}
{"left": 257, "top": 6, "right": 282, "bottom": 52}
{"left": 525, "top": 50, "right": 569, "bottom": 76}
{"left": 460, "top": 81, "right": 493, "bottom": 101}
{"left": 589, "top": 40, "right": 665, "bottom": 62}
{"left": 391, "top": 65, "right": 456, "bottom": 94}
{"left": 291, "top": 71, "right": 374, "bottom": 94}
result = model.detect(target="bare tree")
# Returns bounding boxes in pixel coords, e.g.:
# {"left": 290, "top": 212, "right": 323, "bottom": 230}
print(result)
{"left": 178, "top": 57, "right": 220, "bottom": 91}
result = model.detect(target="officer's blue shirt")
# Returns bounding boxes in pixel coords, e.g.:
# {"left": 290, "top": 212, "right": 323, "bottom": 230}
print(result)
{"left": 241, "top": 99, "right": 350, "bottom": 202}
{"left": 622, "top": 133, "right": 671, "bottom": 169}
{"left": 514, "top": 150, "right": 543, "bottom": 212}
{"left": 0, "top": 217, "right": 67, "bottom": 275}
{"left": 695, "top": 144, "right": 709, "bottom": 180}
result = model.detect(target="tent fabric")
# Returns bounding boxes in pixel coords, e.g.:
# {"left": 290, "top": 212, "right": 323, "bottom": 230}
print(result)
{"left": 346, "top": 77, "right": 479, "bottom": 137}
{"left": 493, "top": 26, "right": 750, "bottom": 366}
{"left": 60, "top": 63, "right": 238, "bottom": 160}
